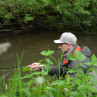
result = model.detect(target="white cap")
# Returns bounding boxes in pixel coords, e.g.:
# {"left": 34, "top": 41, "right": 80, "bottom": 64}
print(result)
{"left": 54, "top": 32, "right": 77, "bottom": 44}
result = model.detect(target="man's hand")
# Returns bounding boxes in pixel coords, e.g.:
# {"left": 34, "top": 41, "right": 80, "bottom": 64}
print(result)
{"left": 28, "top": 62, "right": 45, "bottom": 69}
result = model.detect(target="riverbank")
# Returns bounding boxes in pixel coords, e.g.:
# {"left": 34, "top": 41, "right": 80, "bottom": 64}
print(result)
{"left": 0, "top": 0, "right": 97, "bottom": 35}
{"left": 0, "top": 22, "right": 97, "bottom": 37}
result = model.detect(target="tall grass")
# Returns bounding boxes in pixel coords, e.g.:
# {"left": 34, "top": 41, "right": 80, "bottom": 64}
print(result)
{"left": 0, "top": 50, "right": 97, "bottom": 97}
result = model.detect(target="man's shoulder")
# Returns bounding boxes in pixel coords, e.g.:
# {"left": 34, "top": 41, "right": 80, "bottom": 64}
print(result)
{"left": 80, "top": 46, "right": 92, "bottom": 57}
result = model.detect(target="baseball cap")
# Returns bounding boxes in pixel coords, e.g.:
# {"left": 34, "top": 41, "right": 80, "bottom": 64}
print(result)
{"left": 54, "top": 32, "right": 77, "bottom": 44}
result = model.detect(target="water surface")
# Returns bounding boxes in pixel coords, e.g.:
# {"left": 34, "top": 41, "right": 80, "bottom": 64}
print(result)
{"left": 0, "top": 32, "right": 97, "bottom": 74}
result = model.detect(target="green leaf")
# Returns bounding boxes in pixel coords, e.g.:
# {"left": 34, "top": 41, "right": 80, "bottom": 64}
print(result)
{"left": 77, "top": 85, "right": 86, "bottom": 90}
{"left": 32, "top": 71, "right": 48, "bottom": 76}
{"left": 90, "top": 54, "right": 97, "bottom": 66}
{"left": 46, "top": 87, "right": 56, "bottom": 91}
{"left": 78, "top": 68, "right": 84, "bottom": 75}
{"left": 74, "top": 79, "right": 81, "bottom": 85}
{"left": 24, "top": 14, "right": 34, "bottom": 23}
{"left": 68, "top": 69, "right": 77, "bottom": 73}
{"left": 32, "top": 72, "right": 43, "bottom": 76}
{"left": 69, "top": 51, "right": 86, "bottom": 61}
{"left": 4, "top": 13, "right": 13, "bottom": 19}
{"left": 69, "top": 91, "right": 78, "bottom": 96}
{"left": 92, "top": 62, "right": 97, "bottom": 66}
{"left": 90, "top": 54, "right": 97, "bottom": 62}
{"left": 45, "top": 58, "right": 53, "bottom": 65}
{"left": 73, "top": 64, "right": 79, "bottom": 69}
{"left": 69, "top": 54, "right": 77, "bottom": 60}
{"left": 87, "top": 67, "right": 97, "bottom": 75}
{"left": 22, "top": 88, "right": 31, "bottom": 96}
{"left": 38, "top": 59, "right": 45, "bottom": 63}
{"left": 87, "top": 86, "right": 97, "bottom": 93}
{"left": 23, "top": 74, "right": 33, "bottom": 78}
{"left": 50, "top": 80, "right": 65, "bottom": 86}
{"left": 81, "top": 74, "right": 91, "bottom": 83}
{"left": 44, "top": 64, "right": 50, "bottom": 71}
{"left": 85, "top": 62, "right": 92, "bottom": 66}
{"left": 88, "top": 73, "right": 97, "bottom": 84}
{"left": 41, "top": 50, "right": 54, "bottom": 56}
{"left": 42, "top": 0, "right": 50, "bottom": 5}
{"left": 79, "top": 63, "right": 87, "bottom": 68}
{"left": 42, "top": 72, "right": 48, "bottom": 76}
{"left": 86, "top": 67, "right": 93, "bottom": 73}
{"left": 0, "top": 95, "right": 7, "bottom": 97}
{"left": 22, "top": 66, "right": 31, "bottom": 72}
{"left": 91, "top": 68, "right": 97, "bottom": 75}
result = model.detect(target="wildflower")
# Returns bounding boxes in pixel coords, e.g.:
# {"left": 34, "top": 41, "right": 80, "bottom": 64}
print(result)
{"left": 36, "top": 76, "right": 45, "bottom": 85}
{"left": 5, "top": 84, "right": 8, "bottom": 90}
{"left": 64, "top": 88, "right": 68, "bottom": 93}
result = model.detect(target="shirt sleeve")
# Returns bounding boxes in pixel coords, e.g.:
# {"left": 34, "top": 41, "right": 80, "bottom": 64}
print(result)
{"left": 48, "top": 60, "right": 70, "bottom": 76}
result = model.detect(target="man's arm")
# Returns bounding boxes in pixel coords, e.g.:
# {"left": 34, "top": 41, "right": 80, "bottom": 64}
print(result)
{"left": 28, "top": 63, "right": 68, "bottom": 76}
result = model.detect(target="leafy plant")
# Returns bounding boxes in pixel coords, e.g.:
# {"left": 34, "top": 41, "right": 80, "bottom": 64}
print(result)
{"left": 39, "top": 50, "right": 54, "bottom": 72}
{"left": 24, "top": 14, "right": 34, "bottom": 23}
{"left": 0, "top": 50, "right": 97, "bottom": 97}
{"left": 0, "top": 0, "right": 97, "bottom": 34}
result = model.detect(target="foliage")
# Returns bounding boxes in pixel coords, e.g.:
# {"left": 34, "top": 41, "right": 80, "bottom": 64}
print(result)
{"left": 0, "top": 50, "right": 97, "bottom": 97}
{"left": 0, "top": 0, "right": 97, "bottom": 34}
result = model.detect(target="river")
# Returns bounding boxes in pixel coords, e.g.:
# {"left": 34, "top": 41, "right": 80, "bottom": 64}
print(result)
{"left": 0, "top": 32, "right": 97, "bottom": 75}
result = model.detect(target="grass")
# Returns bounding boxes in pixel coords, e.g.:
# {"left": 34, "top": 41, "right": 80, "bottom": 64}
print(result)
{"left": 0, "top": 50, "right": 97, "bottom": 97}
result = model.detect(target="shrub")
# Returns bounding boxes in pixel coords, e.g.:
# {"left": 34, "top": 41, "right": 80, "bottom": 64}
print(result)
{"left": 0, "top": 0, "right": 97, "bottom": 34}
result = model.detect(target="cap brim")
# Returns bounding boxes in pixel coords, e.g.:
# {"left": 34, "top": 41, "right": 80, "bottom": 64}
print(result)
{"left": 54, "top": 40, "right": 64, "bottom": 43}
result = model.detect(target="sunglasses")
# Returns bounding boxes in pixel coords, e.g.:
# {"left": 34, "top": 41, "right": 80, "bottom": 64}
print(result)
{"left": 59, "top": 43, "right": 68, "bottom": 45}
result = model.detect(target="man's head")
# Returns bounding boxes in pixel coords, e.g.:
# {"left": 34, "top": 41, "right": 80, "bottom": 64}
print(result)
{"left": 54, "top": 32, "right": 77, "bottom": 53}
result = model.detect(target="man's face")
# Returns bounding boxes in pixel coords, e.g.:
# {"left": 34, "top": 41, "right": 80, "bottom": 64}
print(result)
{"left": 58, "top": 43, "right": 70, "bottom": 53}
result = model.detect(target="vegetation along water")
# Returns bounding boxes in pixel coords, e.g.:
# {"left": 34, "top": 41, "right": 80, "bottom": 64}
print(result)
{"left": 0, "top": 0, "right": 97, "bottom": 34}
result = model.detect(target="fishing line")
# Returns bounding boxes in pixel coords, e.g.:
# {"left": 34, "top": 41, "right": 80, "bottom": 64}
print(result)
{"left": 0, "top": 67, "right": 23, "bottom": 71}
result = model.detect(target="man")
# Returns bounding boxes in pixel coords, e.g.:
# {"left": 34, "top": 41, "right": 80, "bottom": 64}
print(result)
{"left": 28, "top": 32, "right": 92, "bottom": 77}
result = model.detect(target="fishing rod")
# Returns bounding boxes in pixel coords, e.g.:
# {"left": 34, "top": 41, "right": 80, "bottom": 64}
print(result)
{"left": 0, "top": 67, "right": 23, "bottom": 71}
{"left": 0, "top": 66, "right": 44, "bottom": 72}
